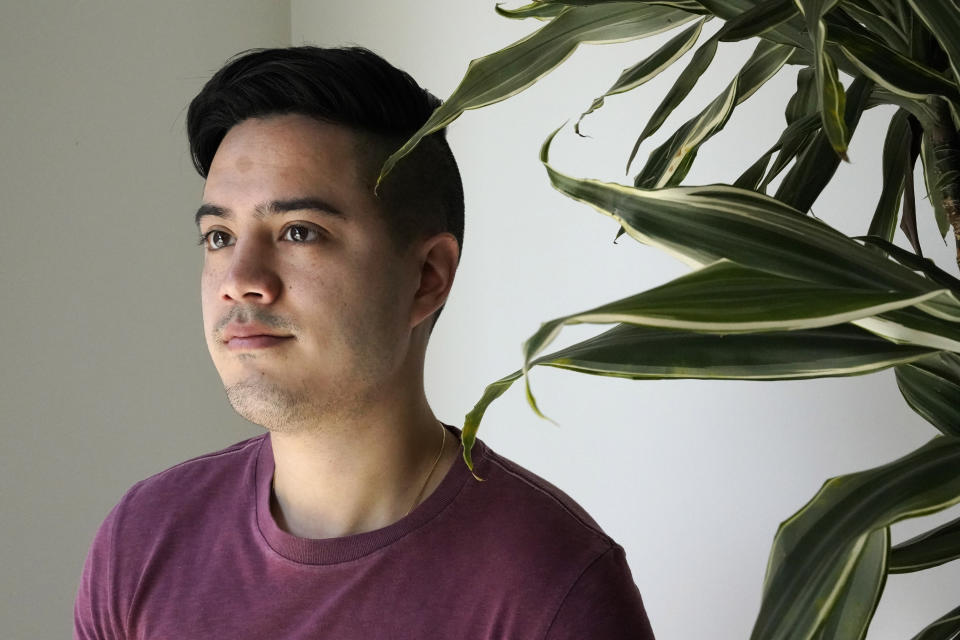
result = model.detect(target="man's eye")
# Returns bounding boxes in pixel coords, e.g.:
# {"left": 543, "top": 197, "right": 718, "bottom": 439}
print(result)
{"left": 283, "top": 225, "right": 319, "bottom": 243}
{"left": 199, "top": 230, "right": 234, "bottom": 250}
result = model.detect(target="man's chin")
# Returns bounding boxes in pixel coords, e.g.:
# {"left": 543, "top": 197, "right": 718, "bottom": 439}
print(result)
{"left": 224, "top": 380, "right": 311, "bottom": 432}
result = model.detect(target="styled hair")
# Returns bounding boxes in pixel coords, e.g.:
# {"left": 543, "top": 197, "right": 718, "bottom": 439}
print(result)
{"left": 186, "top": 46, "right": 464, "bottom": 327}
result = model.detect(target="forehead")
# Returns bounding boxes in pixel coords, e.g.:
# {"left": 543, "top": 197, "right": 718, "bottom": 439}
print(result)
{"left": 202, "top": 114, "right": 375, "bottom": 208}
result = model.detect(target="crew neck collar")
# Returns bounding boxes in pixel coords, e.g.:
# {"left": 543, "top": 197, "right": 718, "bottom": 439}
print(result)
{"left": 254, "top": 423, "right": 481, "bottom": 565}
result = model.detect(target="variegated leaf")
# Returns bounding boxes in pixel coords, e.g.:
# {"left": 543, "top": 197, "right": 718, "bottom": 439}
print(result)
{"left": 576, "top": 18, "right": 706, "bottom": 133}
{"left": 460, "top": 323, "right": 936, "bottom": 469}
{"left": 753, "top": 436, "right": 960, "bottom": 640}
{"left": 379, "top": 3, "right": 697, "bottom": 184}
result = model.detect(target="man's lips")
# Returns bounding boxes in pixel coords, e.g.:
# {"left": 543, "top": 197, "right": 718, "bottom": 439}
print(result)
{"left": 222, "top": 323, "right": 293, "bottom": 350}
{"left": 226, "top": 335, "right": 294, "bottom": 351}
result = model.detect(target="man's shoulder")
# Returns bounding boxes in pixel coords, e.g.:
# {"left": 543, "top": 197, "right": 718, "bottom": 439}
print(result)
{"left": 453, "top": 439, "right": 618, "bottom": 565}
{"left": 479, "top": 445, "right": 610, "bottom": 541}
{"left": 130, "top": 433, "right": 263, "bottom": 490}
{"left": 110, "top": 434, "right": 265, "bottom": 529}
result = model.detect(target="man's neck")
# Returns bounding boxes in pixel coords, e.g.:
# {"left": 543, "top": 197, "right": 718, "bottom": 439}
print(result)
{"left": 268, "top": 398, "right": 460, "bottom": 540}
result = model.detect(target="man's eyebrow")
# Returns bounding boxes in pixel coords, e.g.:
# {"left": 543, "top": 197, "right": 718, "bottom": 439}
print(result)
{"left": 194, "top": 197, "right": 345, "bottom": 227}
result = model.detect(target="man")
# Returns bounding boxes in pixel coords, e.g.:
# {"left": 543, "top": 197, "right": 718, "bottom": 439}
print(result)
{"left": 74, "top": 46, "right": 655, "bottom": 639}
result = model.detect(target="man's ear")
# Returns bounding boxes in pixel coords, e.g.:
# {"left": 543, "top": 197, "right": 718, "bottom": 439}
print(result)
{"left": 409, "top": 232, "right": 459, "bottom": 329}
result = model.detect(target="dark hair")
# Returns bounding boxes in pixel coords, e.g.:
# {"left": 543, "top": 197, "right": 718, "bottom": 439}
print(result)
{"left": 186, "top": 46, "right": 464, "bottom": 327}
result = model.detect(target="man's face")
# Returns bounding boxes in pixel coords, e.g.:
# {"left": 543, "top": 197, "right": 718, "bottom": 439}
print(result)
{"left": 198, "top": 114, "right": 417, "bottom": 430}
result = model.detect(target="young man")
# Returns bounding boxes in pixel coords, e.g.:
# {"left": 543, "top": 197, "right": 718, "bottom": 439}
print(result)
{"left": 74, "top": 46, "right": 655, "bottom": 639}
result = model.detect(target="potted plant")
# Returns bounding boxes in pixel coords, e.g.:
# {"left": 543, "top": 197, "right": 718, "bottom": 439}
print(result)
{"left": 380, "top": 1, "right": 960, "bottom": 637}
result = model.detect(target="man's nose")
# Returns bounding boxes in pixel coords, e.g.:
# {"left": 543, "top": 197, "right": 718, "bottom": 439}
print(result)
{"left": 219, "top": 239, "right": 282, "bottom": 304}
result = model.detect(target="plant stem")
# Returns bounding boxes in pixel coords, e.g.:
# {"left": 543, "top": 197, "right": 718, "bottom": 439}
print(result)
{"left": 929, "top": 98, "right": 960, "bottom": 272}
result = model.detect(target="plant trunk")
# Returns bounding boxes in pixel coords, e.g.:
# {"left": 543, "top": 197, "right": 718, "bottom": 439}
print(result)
{"left": 929, "top": 98, "right": 960, "bottom": 272}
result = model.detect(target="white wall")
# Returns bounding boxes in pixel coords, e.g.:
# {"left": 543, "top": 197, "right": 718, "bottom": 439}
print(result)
{"left": 0, "top": 2, "right": 289, "bottom": 638}
{"left": 291, "top": 2, "right": 960, "bottom": 638}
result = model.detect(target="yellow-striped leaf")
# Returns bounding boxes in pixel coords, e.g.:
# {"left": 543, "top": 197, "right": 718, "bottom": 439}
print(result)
{"left": 576, "top": 18, "right": 706, "bottom": 133}
{"left": 378, "top": 3, "right": 696, "bottom": 185}
{"left": 753, "top": 436, "right": 960, "bottom": 639}
{"left": 796, "top": 0, "right": 850, "bottom": 158}
{"left": 909, "top": 603, "right": 960, "bottom": 640}
{"left": 890, "top": 513, "right": 960, "bottom": 573}
{"left": 905, "top": 0, "right": 960, "bottom": 94}
{"left": 459, "top": 323, "right": 936, "bottom": 469}
{"left": 813, "top": 528, "right": 888, "bottom": 640}
{"left": 634, "top": 40, "right": 793, "bottom": 188}
{"left": 866, "top": 109, "right": 912, "bottom": 241}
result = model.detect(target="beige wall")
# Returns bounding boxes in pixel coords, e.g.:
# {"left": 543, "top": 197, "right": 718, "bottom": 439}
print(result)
{"left": 0, "top": 3, "right": 289, "bottom": 637}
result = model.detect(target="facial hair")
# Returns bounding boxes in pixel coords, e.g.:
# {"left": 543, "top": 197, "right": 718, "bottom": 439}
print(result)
{"left": 224, "top": 368, "right": 388, "bottom": 435}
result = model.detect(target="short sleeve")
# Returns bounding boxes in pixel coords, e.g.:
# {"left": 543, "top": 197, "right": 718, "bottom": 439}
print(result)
{"left": 74, "top": 502, "right": 126, "bottom": 640}
{"left": 545, "top": 544, "right": 655, "bottom": 640}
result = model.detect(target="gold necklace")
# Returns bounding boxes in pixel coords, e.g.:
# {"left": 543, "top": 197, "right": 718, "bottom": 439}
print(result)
{"left": 404, "top": 420, "right": 446, "bottom": 517}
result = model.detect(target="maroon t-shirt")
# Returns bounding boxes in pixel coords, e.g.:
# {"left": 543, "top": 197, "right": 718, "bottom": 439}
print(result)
{"left": 75, "top": 426, "right": 655, "bottom": 639}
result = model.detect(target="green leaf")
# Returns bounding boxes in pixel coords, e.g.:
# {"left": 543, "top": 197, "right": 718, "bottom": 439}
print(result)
{"left": 895, "top": 352, "right": 960, "bottom": 437}
{"left": 752, "top": 435, "right": 960, "bottom": 640}
{"left": 519, "top": 260, "right": 952, "bottom": 410}
{"left": 909, "top": 603, "right": 960, "bottom": 640}
{"left": 752, "top": 67, "right": 820, "bottom": 191}
{"left": 754, "top": 67, "right": 823, "bottom": 186}
{"left": 634, "top": 76, "right": 739, "bottom": 187}
{"left": 786, "top": 66, "right": 817, "bottom": 123}
{"left": 462, "top": 369, "right": 522, "bottom": 471}
{"left": 734, "top": 150, "right": 774, "bottom": 190}
{"left": 813, "top": 527, "right": 888, "bottom": 640}
{"left": 775, "top": 75, "right": 873, "bottom": 212}
{"left": 495, "top": 2, "right": 565, "bottom": 20}
{"left": 890, "top": 512, "right": 960, "bottom": 573}
{"left": 867, "top": 86, "right": 939, "bottom": 130}
{"left": 867, "top": 109, "right": 912, "bottom": 241}
{"left": 829, "top": 22, "right": 960, "bottom": 103}
{"left": 626, "top": 35, "right": 719, "bottom": 172}
{"left": 906, "top": 0, "right": 960, "bottom": 93}
{"left": 537, "top": 0, "right": 710, "bottom": 11}
{"left": 760, "top": 115, "right": 820, "bottom": 191}
{"left": 576, "top": 18, "right": 706, "bottom": 133}
{"left": 853, "top": 236, "right": 960, "bottom": 295}
{"left": 544, "top": 128, "right": 960, "bottom": 352}
{"left": 787, "top": 48, "right": 815, "bottom": 66}
{"left": 521, "top": 258, "right": 952, "bottom": 362}
{"left": 625, "top": 0, "right": 802, "bottom": 172}
{"left": 460, "top": 322, "right": 937, "bottom": 467}
{"left": 731, "top": 40, "right": 797, "bottom": 104}
{"left": 664, "top": 146, "right": 698, "bottom": 186}
{"left": 891, "top": 0, "right": 909, "bottom": 33}
{"left": 857, "top": 0, "right": 904, "bottom": 26}
{"left": 921, "top": 132, "right": 952, "bottom": 240}
{"left": 837, "top": 2, "right": 907, "bottom": 52}
{"left": 819, "top": 52, "right": 849, "bottom": 158}
{"left": 378, "top": 3, "right": 697, "bottom": 185}
{"left": 900, "top": 114, "right": 925, "bottom": 257}
{"left": 855, "top": 305, "right": 960, "bottom": 356}
{"left": 715, "top": 0, "right": 799, "bottom": 41}
{"left": 698, "top": 0, "right": 810, "bottom": 48}
{"left": 796, "top": 0, "right": 850, "bottom": 158}
{"left": 633, "top": 40, "right": 793, "bottom": 187}
{"left": 540, "top": 124, "right": 935, "bottom": 295}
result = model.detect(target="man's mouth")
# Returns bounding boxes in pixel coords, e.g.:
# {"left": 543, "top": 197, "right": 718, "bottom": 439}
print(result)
{"left": 225, "top": 334, "right": 294, "bottom": 351}
{"left": 222, "top": 322, "right": 294, "bottom": 350}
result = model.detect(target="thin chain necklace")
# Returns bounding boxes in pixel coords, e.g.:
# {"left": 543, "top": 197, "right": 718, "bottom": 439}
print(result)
{"left": 404, "top": 420, "right": 446, "bottom": 517}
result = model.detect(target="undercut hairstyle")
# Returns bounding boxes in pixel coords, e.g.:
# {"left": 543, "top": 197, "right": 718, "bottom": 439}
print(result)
{"left": 186, "top": 46, "right": 464, "bottom": 328}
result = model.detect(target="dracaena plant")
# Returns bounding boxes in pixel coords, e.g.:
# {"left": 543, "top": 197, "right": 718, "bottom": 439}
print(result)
{"left": 379, "top": 1, "right": 960, "bottom": 637}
